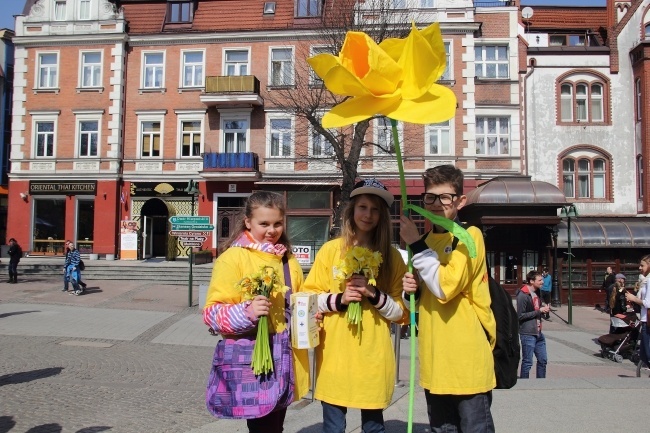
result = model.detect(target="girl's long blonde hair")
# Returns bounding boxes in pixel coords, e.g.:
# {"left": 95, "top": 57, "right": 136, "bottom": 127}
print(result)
{"left": 340, "top": 194, "right": 394, "bottom": 289}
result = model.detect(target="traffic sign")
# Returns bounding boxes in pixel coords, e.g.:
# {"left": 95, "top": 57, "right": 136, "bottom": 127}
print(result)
{"left": 170, "top": 231, "right": 212, "bottom": 237}
{"left": 169, "top": 216, "right": 210, "bottom": 224}
{"left": 171, "top": 223, "right": 215, "bottom": 231}
{"left": 177, "top": 236, "right": 208, "bottom": 243}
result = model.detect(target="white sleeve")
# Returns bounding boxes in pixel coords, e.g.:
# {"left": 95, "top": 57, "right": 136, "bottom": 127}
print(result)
{"left": 411, "top": 249, "right": 445, "bottom": 301}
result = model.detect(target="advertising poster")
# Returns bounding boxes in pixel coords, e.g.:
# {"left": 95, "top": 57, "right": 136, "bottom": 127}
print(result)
{"left": 120, "top": 220, "right": 139, "bottom": 260}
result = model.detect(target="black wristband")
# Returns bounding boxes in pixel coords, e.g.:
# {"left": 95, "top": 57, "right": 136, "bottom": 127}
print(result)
{"left": 335, "top": 293, "right": 349, "bottom": 312}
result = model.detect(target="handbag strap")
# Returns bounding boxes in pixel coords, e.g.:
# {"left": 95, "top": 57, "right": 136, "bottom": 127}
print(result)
{"left": 283, "top": 254, "right": 293, "bottom": 330}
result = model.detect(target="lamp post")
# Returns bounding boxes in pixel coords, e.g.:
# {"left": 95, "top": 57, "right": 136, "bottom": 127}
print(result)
{"left": 185, "top": 180, "right": 200, "bottom": 308}
{"left": 560, "top": 204, "right": 578, "bottom": 325}
{"left": 551, "top": 226, "right": 561, "bottom": 308}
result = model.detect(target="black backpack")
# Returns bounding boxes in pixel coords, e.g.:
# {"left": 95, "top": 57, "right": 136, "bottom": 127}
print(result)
{"left": 452, "top": 231, "right": 520, "bottom": 389}
{"left": 78, "top": 260, "right": 85, "bottom": 271}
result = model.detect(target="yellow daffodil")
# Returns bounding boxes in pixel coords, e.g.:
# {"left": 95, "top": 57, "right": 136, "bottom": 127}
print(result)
{"left": 307, "top": 22, "right": 456, "bottom": 128}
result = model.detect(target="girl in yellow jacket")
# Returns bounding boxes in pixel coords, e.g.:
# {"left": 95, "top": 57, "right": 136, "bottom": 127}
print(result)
{"left": 203, "top": 191, "right": 309, "bottom": 433}
{"left": 303, "top": 179, "right": 407, "bottom": 433}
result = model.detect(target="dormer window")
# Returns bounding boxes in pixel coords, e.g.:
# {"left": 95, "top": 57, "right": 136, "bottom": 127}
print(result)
{"left": 167, "top": 1, "right": 193, "bottom": 23}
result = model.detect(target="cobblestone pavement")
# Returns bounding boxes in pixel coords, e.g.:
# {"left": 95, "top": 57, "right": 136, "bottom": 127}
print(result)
{"left": 2, "top": 275, "right": 650, "bottom": 433}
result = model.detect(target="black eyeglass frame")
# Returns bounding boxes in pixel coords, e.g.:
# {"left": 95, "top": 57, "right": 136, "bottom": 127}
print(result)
{"left": 421, "top": 192, "right": 459, "bottom": 205}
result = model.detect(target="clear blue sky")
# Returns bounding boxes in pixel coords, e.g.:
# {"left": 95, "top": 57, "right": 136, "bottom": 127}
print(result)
{"left": 1, "top": 0, "right": 26, "bottom": 31}
{"left": 0, "top": 0, "right": 608, "bottom": 31}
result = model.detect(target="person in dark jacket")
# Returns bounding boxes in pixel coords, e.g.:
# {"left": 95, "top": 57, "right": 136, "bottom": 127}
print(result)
{"left": 63, "top": 241, "right": 83, "bottom": 295}
{"left": 7, "top": 238, "right": 22, "bottom": 284}
{"left": 516, "top": 270, "right": 550, "bottom": 379}
{"left": 602, "top": 267, "right": 616, "bottom": 312}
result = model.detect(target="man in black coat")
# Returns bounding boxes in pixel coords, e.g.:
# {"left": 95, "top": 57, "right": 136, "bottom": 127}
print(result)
{"left": 7, "top": 238, "right": 22, "bottom": 284}
{"left": 602, "top": 266, "right": 616, "bottom": 312}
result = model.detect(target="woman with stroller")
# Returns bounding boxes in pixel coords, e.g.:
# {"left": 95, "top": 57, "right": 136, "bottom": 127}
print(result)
{"left": 625, "top": 255, "right": 650, "bottom": 370}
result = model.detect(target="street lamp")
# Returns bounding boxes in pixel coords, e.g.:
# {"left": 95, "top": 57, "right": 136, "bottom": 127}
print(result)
{"left": 560, "top": 204, "right": 578, "bottom": 324}
{"left": 185, "top": 179, "right": 200, "bottom": 308}
{"left": 551, "top": 226, "right": 561, "bottom": 308}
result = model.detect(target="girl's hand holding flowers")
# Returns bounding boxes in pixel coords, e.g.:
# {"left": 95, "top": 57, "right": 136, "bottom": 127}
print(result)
{"left": 247, "top": 295, "right": 272, "bottom": 319}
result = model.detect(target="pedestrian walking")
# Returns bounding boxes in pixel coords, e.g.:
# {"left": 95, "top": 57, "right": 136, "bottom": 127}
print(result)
{"left": 603, "top": 266, "right": 616, "bottom": 312}
{"left": 303, "top": 179, "right": 407, "bottom": 433}
{"left": 401, "top": 165, "right": 496, "bottom": 433}
{"left": 625, "top": 255, "right": 650, "bottom": 371}
{"left": 516, "top": 270, "right": 550, "bottom": 379}
{"left": 63, "top": 241, "right": 83, "bottom": 295}
{"left": 541, "top": 268, "right": 552, "bottom": 321}
{"left": 7, "top": 238, "right": 22, "bottom": 284}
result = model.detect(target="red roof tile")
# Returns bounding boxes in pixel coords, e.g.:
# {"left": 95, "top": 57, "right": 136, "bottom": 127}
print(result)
{"left": 123, "top": 0, "right": 298, "bottom": 34}
{"left": 524, "top": 6, "right": 607, "bottom": 31}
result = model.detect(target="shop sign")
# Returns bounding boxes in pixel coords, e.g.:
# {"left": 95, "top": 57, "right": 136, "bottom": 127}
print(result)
{"left": 129, "top": 182, "right": 193, "bottom": 197}
{"left": 29, "top": 181, "right": 97, "bottom": 195}
{"left": 292, "top": 246, "right": 312, "bottom": 265}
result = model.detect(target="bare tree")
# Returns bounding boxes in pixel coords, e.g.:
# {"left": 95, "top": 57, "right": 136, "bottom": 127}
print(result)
{"left": 264, "top": 0, "right": 425, "bottom": 235}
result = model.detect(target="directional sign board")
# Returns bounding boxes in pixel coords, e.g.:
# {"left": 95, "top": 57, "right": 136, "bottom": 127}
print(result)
{"left": 169, "top": 216, "right": 210, "bottom": 224}
{"left": 177, "top": 236, "right": 208, "bottom": 243}
{"left": 169, "top": 231, "right": 212, "bottom": 237}
{"left": 171, "top": 223, "right": 215, "bottom": 231}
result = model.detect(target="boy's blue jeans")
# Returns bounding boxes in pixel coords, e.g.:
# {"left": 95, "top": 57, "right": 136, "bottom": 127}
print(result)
{"left": 321, "top": 401, "right": 384, "bottom": 433}
{"left": 520, "top": 333, "right": 547, "bottom": 378}
{"left": 64, "top": 265, "right": 80, "bottom": 291}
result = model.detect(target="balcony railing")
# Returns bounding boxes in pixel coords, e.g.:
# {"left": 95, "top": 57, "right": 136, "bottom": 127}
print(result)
{"left": 474, "top": 1, "right": 514, "bottom": 6}
{"left": 202, "top": 152, "right": 259, "bottom": 171}
{"left": 205, "top": 75, "right": 260, "bottom": 93}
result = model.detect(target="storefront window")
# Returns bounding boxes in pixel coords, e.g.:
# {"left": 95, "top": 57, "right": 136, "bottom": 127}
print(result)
{"left": 287, "top": 216, "right": 330, "bottom": 263}
{"left": 33, "top": 198, "right": 66, "bottom": 255}
{"left": 287, "top": 191, "right": 330, "bottom": 209}
{"left": 77, "top": 199, "right": 95, "bottom": 253}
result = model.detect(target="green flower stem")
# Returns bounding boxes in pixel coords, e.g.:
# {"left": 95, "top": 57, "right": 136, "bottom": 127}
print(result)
{"left": 347, "top": 301, "right": 362, "bottom": 332}
{"left": 390, "top": 118, "right": 416, "bottom": 433}
{"left": 251, "top": 316, "right": 273, "bottom": 375}
{"left": 390, "top": 118, "right": 478, "bottom": 433}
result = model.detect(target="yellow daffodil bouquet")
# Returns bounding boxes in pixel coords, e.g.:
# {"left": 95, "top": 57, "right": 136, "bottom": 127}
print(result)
{"left": 335, "top": 246, "right": 383, "bottom": 332}
{"left": 237, "top": 265, "right": 288, "bottom": 375}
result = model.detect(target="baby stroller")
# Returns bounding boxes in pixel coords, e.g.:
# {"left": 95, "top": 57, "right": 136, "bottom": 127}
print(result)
{"left": 598, "top": 312, "right": 640, "bottom": 363}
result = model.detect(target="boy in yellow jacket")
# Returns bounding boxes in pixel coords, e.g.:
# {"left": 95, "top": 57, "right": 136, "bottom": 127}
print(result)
{"left": 401, "top": 165, "right": 496, "bottom": 433}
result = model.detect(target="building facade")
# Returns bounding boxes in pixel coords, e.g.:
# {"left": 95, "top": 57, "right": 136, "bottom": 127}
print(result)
{"left": 0, "top": 29, "right": 14, "bottom": 245}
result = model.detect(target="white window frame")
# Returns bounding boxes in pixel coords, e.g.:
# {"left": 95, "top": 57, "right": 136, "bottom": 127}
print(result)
{"left": 425, "top": 119, "right": 453, "bottom": 156}
{"left": 223, "top": 48, "right": 250, "bottom": 76}
{"left": 180, "top": 49, "right": 205, "bottom": 88}
{"left": 36, "top": 52, "right": 59, "bottom": 89}
{"left": 475, "top": 45, "right": 509, "bottom": 79}
{"left": 78, "top": 0, "right": 91, "bottom": 20}
{"left": 141, "top": 51, "right": 166, "bottom": 89}
{"left": 269, "top": 46, "right": 294, "bottom": 87}
{"left": 54, "top": 0, "right": 67, "bottom": 20}
{"left": 441, "top": 41, "right": 452, "bottom": 80}
{"left": 219, "top": 110, "right": 251, "bottom": 153}
{"left": 309, "top": 45, "right": 329, "bottom": 85}
{"left": 420, "top": 0, "right": 435, "bottom": 7}
{"left": 266, "top": 113, "right": 294, "bottom": 158}
{"left": 79, "top": 50, "right": 103, "bottom": 88}
{"left": 562, "top": 159, "right": 575, "bottom": 198}
{"left": 32, "top": 114, "right": 58, "bottom": 158}
{"left": 636, "top": 78, "right": 642, "bottom": 121}
{"left": 560, "top": 83, "right": 573, "bottom": 122}
{"left": 475, "top": 116, "right": 510, "bottom": 156}
{"left": 176, "top": 111, "right": 205, "bottom": 158}
{"left": 309, "top": 112, "right": 334, "bottom": 158}
{"left": 575, "top": 83, "right": 588, "bottom": 121}
{"left": 374, "top": 117, "right": 403, "bottom": 156}
{"left": 75, "top": 112, "right": 102, "bottom": 158}
{"left": 137, "top": 114, "right": 165, "bottom": 159}
{"left": 296, "top": 0, "right": 321, "bottom": 17}
{"left": 590, "top": 83, "right": 604, "bottom": 122}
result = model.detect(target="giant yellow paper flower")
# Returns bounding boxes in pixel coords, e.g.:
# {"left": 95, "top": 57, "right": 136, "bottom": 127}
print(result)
{"left": 307, "top": 22, "right": 456, "bottom": 128}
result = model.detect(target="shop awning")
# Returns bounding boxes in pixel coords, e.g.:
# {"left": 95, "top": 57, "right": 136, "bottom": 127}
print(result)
{"left": 557, "top": 218, "right": 650, "bottom": 248}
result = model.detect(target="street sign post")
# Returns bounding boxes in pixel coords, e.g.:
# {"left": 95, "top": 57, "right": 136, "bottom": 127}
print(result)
{"left": 169, "top": 216, "right": 210, "bottom": 224}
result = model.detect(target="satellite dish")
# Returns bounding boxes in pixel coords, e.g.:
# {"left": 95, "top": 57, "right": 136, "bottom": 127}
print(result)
{"left": 522, "top": 7, "right": 534, "bottom": 20}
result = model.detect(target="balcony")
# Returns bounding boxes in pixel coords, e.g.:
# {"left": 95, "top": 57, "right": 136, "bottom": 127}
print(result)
{"left": 201, "top": 152, "right": 260, "bottom": 180}
{"left": 200, "top": 76, "right": 263, "bottom": 107}
{"left": 474, "top": 1, "right": 515, "bottom": 6}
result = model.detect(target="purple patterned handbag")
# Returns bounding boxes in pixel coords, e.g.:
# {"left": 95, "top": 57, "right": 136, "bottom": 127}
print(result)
{"left": 206, "top": 256, "right": 295, "bottom": 419}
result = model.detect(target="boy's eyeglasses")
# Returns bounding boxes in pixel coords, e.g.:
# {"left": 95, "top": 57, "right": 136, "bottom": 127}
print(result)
{"left": 421, "top": 193, "right": 459, "bottom": 205}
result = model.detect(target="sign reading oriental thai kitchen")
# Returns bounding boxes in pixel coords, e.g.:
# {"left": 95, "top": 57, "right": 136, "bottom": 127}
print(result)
{"left": 29, "top": 181, "right": 97, "bottom": 195}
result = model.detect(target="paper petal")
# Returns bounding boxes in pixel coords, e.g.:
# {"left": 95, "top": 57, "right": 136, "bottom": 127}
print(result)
{"left": 322, "top": 94, "right": 401, "bottom": 128}
{"left": 379, "top": 86, "right": 456, "bottom": 125}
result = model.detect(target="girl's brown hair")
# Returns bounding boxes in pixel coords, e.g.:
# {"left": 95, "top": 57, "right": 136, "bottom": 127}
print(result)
{"left": 219, "top": 191, "right": 291, "bottom": 253}
{"left": 340, "top": 194, "right": 394, "bottom": 289}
